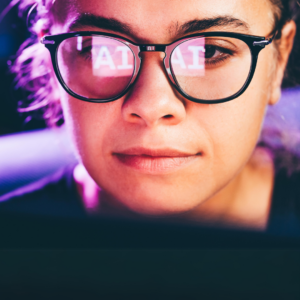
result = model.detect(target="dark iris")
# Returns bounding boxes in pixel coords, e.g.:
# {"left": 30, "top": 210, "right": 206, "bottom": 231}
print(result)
{"left": 204, "top": 45, "right": 217, "bottom": 59}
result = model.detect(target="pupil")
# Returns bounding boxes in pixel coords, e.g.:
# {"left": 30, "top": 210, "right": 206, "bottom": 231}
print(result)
{"left": 205, "top": 46, "right": 216, "bottom": 59}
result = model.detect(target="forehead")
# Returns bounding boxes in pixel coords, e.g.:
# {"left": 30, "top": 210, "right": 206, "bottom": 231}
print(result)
{"left": 52, "top": 0, "right": 274, "bottom": 42}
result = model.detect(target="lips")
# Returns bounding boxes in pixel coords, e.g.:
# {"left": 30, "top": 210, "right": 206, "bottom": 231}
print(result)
{"left": 113, "top": 147, "right": 201, "bottom": 174}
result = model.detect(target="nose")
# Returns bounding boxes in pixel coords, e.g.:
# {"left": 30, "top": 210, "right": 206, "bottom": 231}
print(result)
{"left": 121, "top": 52, "right": 186, "bottom": 127}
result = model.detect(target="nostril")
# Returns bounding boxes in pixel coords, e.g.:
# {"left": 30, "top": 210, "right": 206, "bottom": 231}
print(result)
{"left": 163, "top": 114, "right": 173, "bottom": 119}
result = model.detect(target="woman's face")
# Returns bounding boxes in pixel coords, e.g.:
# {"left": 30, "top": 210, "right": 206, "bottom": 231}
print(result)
{"left": 51, "top": 0, "right": 282, "bottom": 215}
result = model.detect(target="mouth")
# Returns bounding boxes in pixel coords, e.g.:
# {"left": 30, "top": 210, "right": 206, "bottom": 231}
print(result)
{"left": 113, "top": 147, "right": 202, "bottom": 174}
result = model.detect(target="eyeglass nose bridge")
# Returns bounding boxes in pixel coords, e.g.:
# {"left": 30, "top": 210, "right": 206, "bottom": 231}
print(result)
{"left": 130, "top": 43, "right": 177, "bottom": 87}
{"left": 127, "top": 37, "right": 196, "bottom": 92}
{"left": 139, "top": 45, "right": 166, "bottom": 52}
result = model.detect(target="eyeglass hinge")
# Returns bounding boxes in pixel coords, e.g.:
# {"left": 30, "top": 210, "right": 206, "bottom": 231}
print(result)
{"left": 41, "top": 38, "right": 55, "bottom": 45}
{"left": 253, "top": 40, "right": 271, "bottom": 48}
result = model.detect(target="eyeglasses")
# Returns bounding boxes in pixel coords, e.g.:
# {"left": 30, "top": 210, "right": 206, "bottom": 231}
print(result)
{"left": 41, "top": 31, "right": 275, "bottom": 104}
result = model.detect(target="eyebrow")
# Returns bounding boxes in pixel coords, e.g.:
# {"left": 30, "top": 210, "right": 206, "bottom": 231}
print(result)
{"left": 69, "top": 14, "right": 133, "bottom": 34}
{"left": 179, "top": 17, "right": 249, "bottom": 35}
{"left": 68, "top": 14, "right": 250, "bottom": 37}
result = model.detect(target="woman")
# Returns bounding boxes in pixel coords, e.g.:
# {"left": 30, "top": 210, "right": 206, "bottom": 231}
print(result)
{"left": 2, "top": 0, "right": 300, "bottom": 233}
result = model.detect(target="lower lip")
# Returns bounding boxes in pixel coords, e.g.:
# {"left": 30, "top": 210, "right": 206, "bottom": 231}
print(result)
{"left": 114, "top": 154, "right": 200, "bottom": 174}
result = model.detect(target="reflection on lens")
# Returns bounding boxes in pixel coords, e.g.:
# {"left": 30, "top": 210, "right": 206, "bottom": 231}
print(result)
{"left": 171, "top": 37, "right": 251, "bottom": 101}
{"left": 57, "top": 36, "right": 135, "bottom": 100}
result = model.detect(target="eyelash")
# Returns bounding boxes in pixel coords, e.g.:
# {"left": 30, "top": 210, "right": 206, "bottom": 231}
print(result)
{"left": 79, "top": 46, "right": 93, "bottom": 61}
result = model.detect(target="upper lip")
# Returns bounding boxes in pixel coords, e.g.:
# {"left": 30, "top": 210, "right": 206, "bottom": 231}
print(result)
{"left": 114, "top": 147, "right": 200, "bottom": 157}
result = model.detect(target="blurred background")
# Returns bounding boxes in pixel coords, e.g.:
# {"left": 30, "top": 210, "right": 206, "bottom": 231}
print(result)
{"left": 0, "top": 0, "right": 47, "bottom": 135}
{"left": 0, "top": 1, "right": 77, "bottom": 199}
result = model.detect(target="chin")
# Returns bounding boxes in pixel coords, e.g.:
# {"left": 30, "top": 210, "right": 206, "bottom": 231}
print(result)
{"left": 84, "top": 158, "right": 216, "bottom": 217}
{"left": 105, "top": 185, "right": 204, "bottom": 217}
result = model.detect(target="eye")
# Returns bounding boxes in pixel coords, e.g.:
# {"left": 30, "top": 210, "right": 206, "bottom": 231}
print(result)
{"left": 205, "top": 45, "right": 218, "bottom": 58}
{"left": 78, "top": 45, "right": 103, "bottom": 62}
{"left": 205, "top": 45, "right": 231, "bottom": 59}
{"left": 79, "top": 44, "right": 117, "bottom": 61}
{"left": 76, "top": 45, "right": 92, "bottom": 61}
{"left": 203, "top": 45, "right": 234, "bottom": 66}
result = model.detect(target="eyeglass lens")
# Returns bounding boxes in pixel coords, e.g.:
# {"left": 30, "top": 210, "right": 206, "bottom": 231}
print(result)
{"left": 57, "top": 35, "right": 251, "bottom": 101}
{"left": 171, "top": 37, "right": 251, "bottom": 100}
{"left": 57, "top": 36, "right": 135, "bottom": 99}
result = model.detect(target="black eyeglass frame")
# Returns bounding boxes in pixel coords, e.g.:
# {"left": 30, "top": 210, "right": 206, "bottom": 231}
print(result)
{"left": 41, "top": 31, "right": 275, "bottom": 104}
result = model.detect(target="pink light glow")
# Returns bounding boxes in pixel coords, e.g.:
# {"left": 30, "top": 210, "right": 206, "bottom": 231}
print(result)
{"left": 73, "top": 164, "right": 100, "bottom": 212}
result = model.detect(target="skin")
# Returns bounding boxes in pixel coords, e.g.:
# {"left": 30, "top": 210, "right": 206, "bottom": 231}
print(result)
{"left": 49, "top": 0, "right": 296, "bottom": 229}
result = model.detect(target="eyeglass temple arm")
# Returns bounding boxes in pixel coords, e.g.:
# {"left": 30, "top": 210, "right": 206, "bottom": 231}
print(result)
{"left": 253, "top": 30, "right": 278, "bottom": 48}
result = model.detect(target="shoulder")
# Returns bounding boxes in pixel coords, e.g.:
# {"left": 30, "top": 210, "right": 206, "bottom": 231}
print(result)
{"left": 0, "top": 166, "right": 86, "bottom": 218}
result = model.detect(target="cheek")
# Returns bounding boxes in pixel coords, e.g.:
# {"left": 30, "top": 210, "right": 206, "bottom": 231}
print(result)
{"left": 60, "top": 93, "right": 119, "bottom": 164}
{"left": 193, "top": 55, "right": 272, "bottom": 179}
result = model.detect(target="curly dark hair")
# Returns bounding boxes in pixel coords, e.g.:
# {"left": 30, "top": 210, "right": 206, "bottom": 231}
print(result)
{"left": 271, "top": 0, "right": 300, "bottom": 87}
{"left": 4, "top": 0, "right": 300, "bottom": 126}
